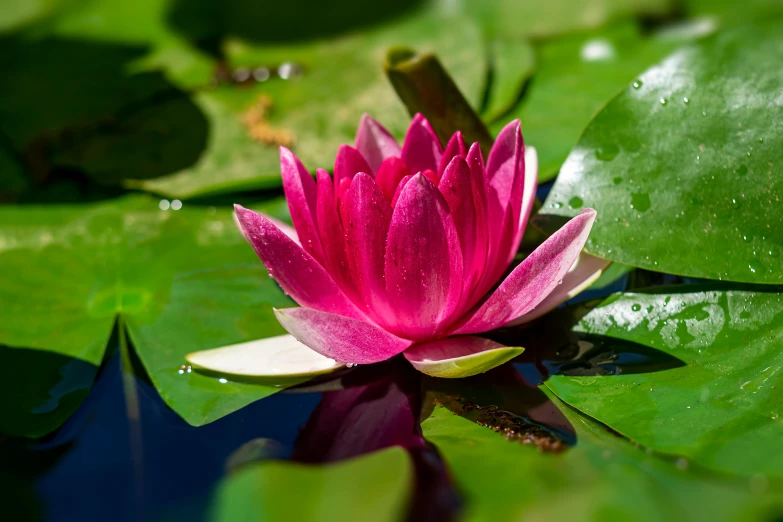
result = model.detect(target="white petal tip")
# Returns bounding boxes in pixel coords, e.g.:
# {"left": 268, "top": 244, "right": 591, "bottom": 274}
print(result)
{"left": 185, "top": 334, "right": 345, "bottom": 381}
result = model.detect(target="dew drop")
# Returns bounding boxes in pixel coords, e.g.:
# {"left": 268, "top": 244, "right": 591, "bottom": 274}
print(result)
{"left": 659, "top": 98, "right": 667, "bottom": 106}
{"left": 552, "top": 202, "right": 563, "bottom": 209}
{"left": 768, "top": 248, "right": 780, "bottom": 258}
{"left": 731, "top": 198, "right": 742, "bottom": 209}
{"left": 631, "top": 303, "right": 642, "bottom": 312}
{"left": 613, "top": 176, "right": 623, "bottom": 185}
{"left": 595, "top": 143, "right": 620, "bottom": 161}
{"left": 683, "top": 97, "right": 690, "bottom": 104}
{"left": 630, "top": 192, "right": 651, "bottom": 212}
{"left": 568, "top": 196, "right": 584, "bottom": 209}
{"left": 253, "top": 67, "right": 271, "bottom": 82}
{"left": 178, "top": 364, "right": 192, "bottom": 375}
{"left": 748, "top": 261, "right": 763, "bottom": 274}
{"left": 218, "top": 378, "right": 229, "bottom": 384}
{"left": 632, "top": 80, "right": 643, "bottom": 89}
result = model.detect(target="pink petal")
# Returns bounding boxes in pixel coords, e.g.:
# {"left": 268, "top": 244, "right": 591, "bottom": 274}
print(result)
{"left": 404, "top": 336, "right": 524, "bottom": 378}
{"left": 485, "top": 120, "right": 524, "bottom": 252}
{"left": 508, "top": 253, "right": 610, "bottom": 325}
{"left": 280, "top": 147, "right": 324, "bottom": 263}
{"left": 422, "top": 168, "right": 440, "bottom": 186}
{"left": 437, "top": 131, "right": 468, "bottom": 176}
{"left": 401, "top": 113, "right": 442, "bottom": 176}
{"left": 482, "top": 145, "right": 539, "bottom": 287}
{"left": 235, "top": 205, "right": 364, "bottom": 321}
{"left": 315, "top": 169, "right": 354, "bottom": 297}
{"left": 513, "top": 145, "right": 539, "bottom": 252}
{"left": 385, "top": 173, "right": 463, "bottom": 340}
{"left": 438, "top": 156, "right": 478, "bottom": 290}
{"left": 274, "top": 307, "right": 412, "bottom": 364}
{"left": 375, "top": 157, "right": 411, "bottom": 202}
{"left": 463, "top": 142, "right": 490, "bottom": 301}
{"left": 452, "top": 208, "right": 597, "bottom": 335}
{"left": 334, "top": 145, "right": 373, "bottom": 188}
{"left": 390, "top": 175, "right": 412, "bottom": 208}
{"left": 340, "top": 173, "right": 395, "bottom": 324}
{"left": 234, "top": 211, "right": 298, "bottom": 245}
{"left": 355, "top": 113, "right": 401, "bottom": 175}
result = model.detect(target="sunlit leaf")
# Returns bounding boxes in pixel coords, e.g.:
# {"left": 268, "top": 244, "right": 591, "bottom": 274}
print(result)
{"left": 423, "top": 395, "right": 783, "bottom": 522}
{"left": 208, "top": 447, "right": 412, "bottom": 522}
{"left": 0, "top": 195, "right": 298, "bottom": 434}
{"left": 496, "top": 22, "right": 684, "bottom": 181}
{"left": 543, "top": 21, "right": 783, "bottom": 282}
{"left": 543, "top": 288, "right": 783, "bottom": 477}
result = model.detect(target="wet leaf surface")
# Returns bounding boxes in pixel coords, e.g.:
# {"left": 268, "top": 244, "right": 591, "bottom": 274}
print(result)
{"left": 0, "top": 195, "right": 298, "bottom": 434}
{"left": 423, "top": 382, "right": 783, "bottom": 522}
{"left": 455, "top": 0, "right": 674, "bottom": 39}
{"left": 496, "top": 22, "right": 687, "bottom": 182}
{"left": 208, "top": 447, "right": 412, "bottom": 522}
{"left": 543, "top": 22, "right": 783, "bottom": 282}
{"left": 538, "top": 288, "right": 783, "bottom": 477}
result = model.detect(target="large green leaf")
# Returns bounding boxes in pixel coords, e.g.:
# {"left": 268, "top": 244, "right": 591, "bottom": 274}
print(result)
{"left": 495, "top": 23, "right": 684, "bottom": 181}
{"left": 0, "top": 0, "right": 65, "bottom": 33}
{"left": 453, "top": 0, "right": 674, "bottom": 39}
{"left": 543, "top": 22, "right": 783, "bottom": 283}
{"left": 423, "top": 395, "right": 783, "bottom": 522}
{"left": 208, "top": 447, "right": 412, "bottom": 522}
{"left": 685, "top": 0, "right": 783, "bottom": 27}
{"left": 541, "top": 288, "right": 783, "bottom": 477}
{"left": 136, "top": 3, "right": 488, "bottom": 198}
{"left": 0, "top": 195, "right": 297, "bottom": 434}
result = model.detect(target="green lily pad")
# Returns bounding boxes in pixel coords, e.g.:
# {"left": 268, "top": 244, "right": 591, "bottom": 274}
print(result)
{"left": 456, "top": 0, "right": 674, "bottom": 40}
{"left": 0, "top": 0, "right": 65, "bottom": 33}
{"left": 0, "top": 195, "right": 298, "bottom": 435}
{"left": 542, "top": 288, "right": 783, "bottom": 477}
{"left": 483, "top": 38, "right": 536, "bottom": 122}
{"left": 423, "top": 395, "right": 783, "bottom": 522}
{"left": 543, "top": 21, "right": 783, "bottom": 283}
{"left": 208, "top": 447, "right": 412, "bottom": 522}
{"left": 495, "top": 23, "right": 684, "bottom": 181}
{"left": 136, "top": 4, "right": 488, "bottom": 198}
{"left": 684, "top": 0, "right": 783, "bottom": 27}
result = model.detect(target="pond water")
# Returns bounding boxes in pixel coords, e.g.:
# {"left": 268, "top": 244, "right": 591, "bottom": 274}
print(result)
{"left": 4, "top": 255, "right": 637, "bottom": 522}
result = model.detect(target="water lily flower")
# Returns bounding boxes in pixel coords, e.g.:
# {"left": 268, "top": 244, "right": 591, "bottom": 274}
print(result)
{"left": 187, "top": 114, "right": 605, "bottom": 380}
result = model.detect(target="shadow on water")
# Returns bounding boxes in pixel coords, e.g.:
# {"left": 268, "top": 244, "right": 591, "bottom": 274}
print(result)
{"left": 0, "top": 36, "right": 208, "bottom": 203}
{"left": 167, "top": 0, "right": 425, "bottom": 55}
{"left": 491, "top": 300, "right": 687, "bottom": 387}
{"left": 0, "top": 344, "right": 99, "bottom": 440}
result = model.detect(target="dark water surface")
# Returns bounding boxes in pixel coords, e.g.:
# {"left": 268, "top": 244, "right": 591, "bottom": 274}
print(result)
{"left": 1, "top": 225, "right": 663, "bottom": 522}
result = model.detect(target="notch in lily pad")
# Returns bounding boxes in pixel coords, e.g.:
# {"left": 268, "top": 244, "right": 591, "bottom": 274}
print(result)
{"left": 185, "top": 334, "right": 345, "bottom": 383}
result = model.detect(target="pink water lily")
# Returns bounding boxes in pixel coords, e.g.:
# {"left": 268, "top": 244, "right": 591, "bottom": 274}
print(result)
{"left": 189, "top": 114, "right": 605, "bottom": 379}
